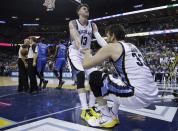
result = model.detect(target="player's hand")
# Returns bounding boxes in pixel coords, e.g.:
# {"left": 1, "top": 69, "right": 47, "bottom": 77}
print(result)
{"left": 81, "top": 48, "right": 90, "bottom": 54}
{"left": 79, "top": 47, "right": 88, "bottom": 54}
{"left": 33, "top": 62, "right": 36, "bottom": 67}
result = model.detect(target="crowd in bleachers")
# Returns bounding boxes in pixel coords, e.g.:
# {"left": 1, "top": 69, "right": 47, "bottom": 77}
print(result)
{"left": 0, "top": 17, "right": 177, "bottom": 82}
{"left": 0, "top": 47, "right": 18, "bottom": 76}
{"left": 139, "top": 38, "right": 177, "bottom": 83}
{"left": 0, "top": 36, "right": 177, "bottom": 83}
{"left": 125, "top": 18, "right": 178, "bottom": 33}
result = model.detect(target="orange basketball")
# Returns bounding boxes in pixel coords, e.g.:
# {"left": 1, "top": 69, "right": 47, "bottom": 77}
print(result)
{"left": 20, "top": 48, "right": 28, "bottom": 56}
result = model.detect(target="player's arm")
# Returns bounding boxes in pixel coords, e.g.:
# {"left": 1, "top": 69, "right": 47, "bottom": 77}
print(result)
{"left": 83, "top": 46, "right": 112, "bottom": 69}
{"left": 69, "top": 20, "right": 82, "bottom": 50}
{"left": 92, "top": 23, "right": 107, "bottom": 47}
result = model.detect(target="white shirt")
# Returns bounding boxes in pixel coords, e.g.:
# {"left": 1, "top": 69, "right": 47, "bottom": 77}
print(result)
{"left": 18, "top": 46, "right": 22, "bottom": 58}
{"left": 28, "top": 44, "right": 36, "bottom": 58}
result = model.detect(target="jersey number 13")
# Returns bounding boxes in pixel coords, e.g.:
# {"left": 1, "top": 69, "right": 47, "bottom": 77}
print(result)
{"left": 81, "top": 36, "right": 88, "bottom": 46}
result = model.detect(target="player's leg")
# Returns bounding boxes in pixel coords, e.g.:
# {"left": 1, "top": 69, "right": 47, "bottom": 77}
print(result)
{"left": 68, "top": 47, "right": 99, "bottom": 127}
{"left": 41, "top": 59, "right": 48, "bottom": 89}
{"left": 68, "top": 48, "right": 88, "bottom": 109}
{"left": 36, "top": 58, "right": 43, "bottom": 88}
{"left": 68, "top": 59, "right": 77, "bottom": 85}
{"left": 86, "top": 68, "right": 98, "bottom": 109}
{"left": 94, "top": 73, "right": 152, "bottom": 128}
{"left": 58, "top": 59, "right": 66, "bottom": 88}
{"left": 89, "top": 71, "right": 118, "bottom": 128}
{"left": 53, "top": 58, "right": 63, "bottom": 88}
{"left": 87, "top": 70, "right": 102, "bottom": 119}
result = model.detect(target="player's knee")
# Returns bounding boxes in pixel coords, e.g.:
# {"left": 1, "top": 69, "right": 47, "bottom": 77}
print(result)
{"left": 76, "top": 71, "right": 85, "bottom": 89}
{"left": 89, "top": 71, "right": 103, "bottom": 97}
{"left": 89, "top": 71, "right": 103, "bottom": 87}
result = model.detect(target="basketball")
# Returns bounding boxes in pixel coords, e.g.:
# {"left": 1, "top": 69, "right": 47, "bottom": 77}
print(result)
{"left": 20, "top": 48, "right": 28, "bottom": 56}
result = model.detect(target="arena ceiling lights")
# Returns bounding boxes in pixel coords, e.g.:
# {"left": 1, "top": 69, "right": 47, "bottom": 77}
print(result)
{"left": 134, "top": 4, "right": 144, "bottom": 8}
{"left": 74, "top": 0, "right": 81, "bottom": 4}
{"left": 30, "top": 36, "right": 40, "bottom": 39}
{"left": 90, "top": 4, "right": 178, "bottom": 22}
{"left": 93, "top": 29, "right": 178, "bottom": 41}
{"left": 126, "top": 29, "right": 178, "bottom": 37}
{"left": 71, "top": 0, "right": 81, "bottom": 4}
{"left": 23, "top": 24, "right": 39, "bottom": 26}
{"left": 0, "top": 20, "right": 6, "bottom": 24}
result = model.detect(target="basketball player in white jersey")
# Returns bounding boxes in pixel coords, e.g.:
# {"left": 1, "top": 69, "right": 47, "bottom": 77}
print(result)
{"left": 83, "top": 24, "right": 158, "bottom": 128}
{"left": 68, "top": 4, "right": 107, "bottom": 126}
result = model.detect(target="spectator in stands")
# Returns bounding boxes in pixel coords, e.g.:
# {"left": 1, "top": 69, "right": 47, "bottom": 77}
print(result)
{"left": 0, "top": 64, "right": 5, "bottom": 76}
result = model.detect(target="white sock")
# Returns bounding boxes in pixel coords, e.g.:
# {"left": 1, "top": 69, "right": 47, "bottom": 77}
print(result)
{"left": 111, "top": 102, "right": 119, "bottom": 116}
{"left": 89, "top": 91, "right": 96, "bottom": 108}
{"left": 78, "top": 92, "right": 88, "bottom": 109}
{"left": 108, "top": 94, "right": 119, "bottom": 114}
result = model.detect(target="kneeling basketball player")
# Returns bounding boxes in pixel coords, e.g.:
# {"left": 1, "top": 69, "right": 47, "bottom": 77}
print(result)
{"left": 83, "top": 24, "right": 158, "bottom": 128}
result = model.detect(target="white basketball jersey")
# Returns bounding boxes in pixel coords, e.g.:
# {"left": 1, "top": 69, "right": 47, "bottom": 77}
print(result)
{"left": 113, "top": 41, "right": 158, "bottom": 98}
{"left": 68, "top": 19, "right": 96, "bottom": 73}
{"left": 71, "top": 19, "right": 93, "bottom": 49}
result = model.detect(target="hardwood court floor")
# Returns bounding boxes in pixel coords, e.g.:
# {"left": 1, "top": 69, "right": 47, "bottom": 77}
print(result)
{"left": 0, "top": 77, "right": 178, "bottom": 131}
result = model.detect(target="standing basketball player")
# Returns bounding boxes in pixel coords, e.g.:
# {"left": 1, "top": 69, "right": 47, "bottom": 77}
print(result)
{"left": 83, "top": 24, "right": 158, "bottom": 128}
{"left": 68, "top": 4, "right": 108, "bottom": 126}
{"left": 35, "top": 37, "right": 49, "bottom": 89}
{"left": 53, "top": 42, "right": 67, "bottom": 89}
